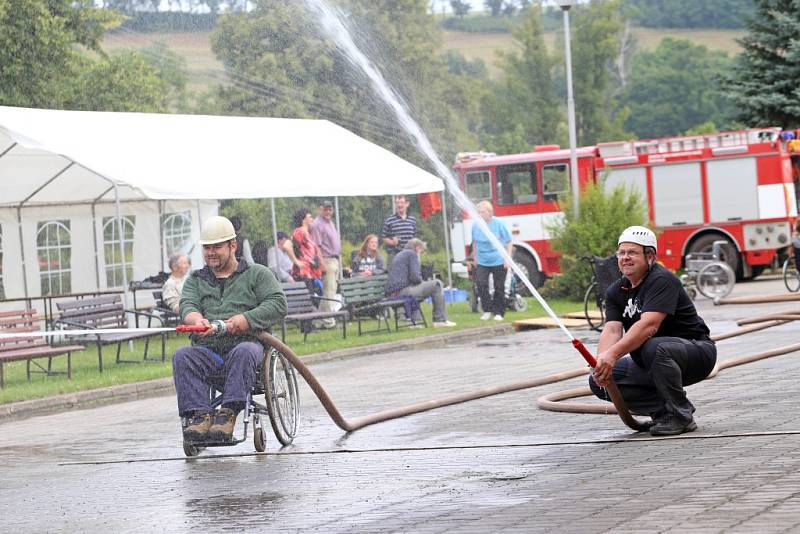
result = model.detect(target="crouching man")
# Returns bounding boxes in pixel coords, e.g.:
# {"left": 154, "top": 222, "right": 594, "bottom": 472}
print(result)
{"left": 174, "top": 216, "right": 287, "bottom": 444}
{"left": 590, "top": 226, "right": 716, "bottom": 436}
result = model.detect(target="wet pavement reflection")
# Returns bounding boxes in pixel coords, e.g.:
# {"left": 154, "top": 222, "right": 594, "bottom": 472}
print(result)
{"left": 4, "top": 277, "right": 800, "bottom": 532}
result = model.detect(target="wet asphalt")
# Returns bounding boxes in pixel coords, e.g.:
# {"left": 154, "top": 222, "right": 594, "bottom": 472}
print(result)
{"left": 4, "top": 276, "right": 800, "bottom": 532}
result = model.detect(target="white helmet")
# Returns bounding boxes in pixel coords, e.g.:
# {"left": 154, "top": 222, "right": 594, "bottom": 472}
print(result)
{"left": 618, "top": 225, "right": 657, "bottom": 253}
{"left": 199, "top": 216, "right": 237, "bottom": 245}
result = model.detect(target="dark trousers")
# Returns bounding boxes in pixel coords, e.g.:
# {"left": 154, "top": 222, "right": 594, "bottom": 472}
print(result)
{"left": 589, "top": 337, "right": 716, "bottom": 421}
{"left": 476, "top": 264, "right": 508, "bottom": 317}
{"left": 173, "top": 342, "right": 262, "bottom": 417}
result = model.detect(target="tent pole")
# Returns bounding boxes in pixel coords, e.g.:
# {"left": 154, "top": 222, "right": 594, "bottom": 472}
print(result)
{"left": 270, "top": 198, "right": 278, "bottom": 248}
{"left": 16, "top": 206, "right": 28, "bottom": 298}
{"left": 157, "top": 200, "right": 165, "bottom": 270}
{"left": 15, "top": 160, "right": 74, "bottom": 299}
{"left": 90, "top": 186, "right": 113, "bottom": 292}
{"left": 441, "top": 190, "right": 453, "bottom": 291}
{"left": 113, "top": 183, "right": 131, "bottom": 311}
{"left": 334, "top": 196, "right": 342, "bottom": 281}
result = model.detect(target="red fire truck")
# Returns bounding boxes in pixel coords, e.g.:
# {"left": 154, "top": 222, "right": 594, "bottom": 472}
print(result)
{"left": 451, "top": 127, "right": 797, "bottom": 286}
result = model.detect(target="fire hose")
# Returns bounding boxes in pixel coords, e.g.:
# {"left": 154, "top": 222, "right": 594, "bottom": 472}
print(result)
{"left": 4, "top": 309, "right": 798, "bottom": 434}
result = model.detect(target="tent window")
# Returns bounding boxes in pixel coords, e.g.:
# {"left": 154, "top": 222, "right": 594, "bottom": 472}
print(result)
{"left": 103, "top": 217, "right": 135, "bottom": 288}
{"left": 163, "top": 212, "right": 192, "bottom": 257}
{"left": 37, "top": 221, "right": 71, "bottom": 296}
{"left": 0, "top": 225, "right": 4, "bottom": 300}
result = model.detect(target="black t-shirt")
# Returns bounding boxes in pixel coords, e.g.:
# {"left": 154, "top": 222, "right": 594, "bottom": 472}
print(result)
{"left": 605, "top": 263, "right": 711, "bottom": 365}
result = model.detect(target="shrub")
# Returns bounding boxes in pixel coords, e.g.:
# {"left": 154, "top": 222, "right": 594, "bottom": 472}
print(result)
{"left": 542, "top": 178, "right": 647, "bottom": 300}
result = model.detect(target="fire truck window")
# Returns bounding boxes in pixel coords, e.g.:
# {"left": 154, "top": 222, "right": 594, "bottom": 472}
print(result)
{"left": 464, "top": 171, "right": 491, "bottom": 203}
{"left": 543, "top": 164, "right": 570, "bottom": 202}
{"left": 496, "top": 164, "right": 537, "bottom": 205}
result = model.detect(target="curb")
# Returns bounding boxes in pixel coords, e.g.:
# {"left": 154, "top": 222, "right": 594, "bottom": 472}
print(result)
{"left": 0, "top": 323, "right": 515, "bottom": 424}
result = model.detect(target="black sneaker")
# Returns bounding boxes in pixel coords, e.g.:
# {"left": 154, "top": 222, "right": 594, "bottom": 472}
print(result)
{"left": 650, "top": 416, "right": 697, "bottom": 436}
{"left": 183, "top": 413, "right": 212, "bottom": 443}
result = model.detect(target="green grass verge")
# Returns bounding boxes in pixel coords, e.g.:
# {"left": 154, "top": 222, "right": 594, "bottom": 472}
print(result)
{"left": 0, "top": 297, "right": 581, "bottom": 405}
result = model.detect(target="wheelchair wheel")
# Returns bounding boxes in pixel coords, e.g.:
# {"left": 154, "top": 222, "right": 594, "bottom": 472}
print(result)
{"left": 697, "top": 261, "right": 736, "bottom": 299}
{"left": 264, "top": 347, "right": 299, "bottom": 446}
{"left": 512, "top": 294, "right": 528, "bottom": 312}
{"left": 783, "top": 258, "right": 800, "bottom": 292}
{"left": 583, "top": 282, "right": 605, "bottom": 331}
{"left": 253, "top": 425, "right": 267, "bottom": 453}
{"left": 183, "top": 442, "right": 201, "bottom": 457}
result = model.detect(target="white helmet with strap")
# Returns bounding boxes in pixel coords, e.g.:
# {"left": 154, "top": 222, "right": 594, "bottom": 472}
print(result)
{"left": 618, "top": 225, "right": 657, "bottom": 253}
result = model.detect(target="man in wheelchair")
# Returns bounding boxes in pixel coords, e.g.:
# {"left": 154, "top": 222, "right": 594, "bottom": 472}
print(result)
{"left": 174, "top": 216, "right": 287, "bottom": 444}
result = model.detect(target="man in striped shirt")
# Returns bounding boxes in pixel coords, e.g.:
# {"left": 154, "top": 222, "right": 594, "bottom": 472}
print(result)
{"left": 382, "top": 195, "right": 417, "bottom": 265}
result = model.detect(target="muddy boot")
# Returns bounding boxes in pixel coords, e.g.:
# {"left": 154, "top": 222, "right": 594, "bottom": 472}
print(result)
{"left": 183, "top": 413, "right": 212, "bottom": 443}
{"left": 208, "top": 407, "right": 238, "bottom": 443}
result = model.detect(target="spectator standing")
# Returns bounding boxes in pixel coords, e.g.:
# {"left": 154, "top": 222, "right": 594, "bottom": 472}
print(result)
{"left": 381, "top": 195, "right": 417, "bottom": 265}
{"left": 265, "top": 231, "right": 294, "bottom": 283}
{"left": 284, "top": 208, "right": 324, "bottom": 284}
{"left": 385, "top": 238, "right": 455, "bottom": 328}
{"left": 471, "top": 201, "right": 513, "bottom": 321}
{"left": 162, "top": 253, "right": 190, "bottom": 312}
{"left": 309, "top": 200, "right": 341, "bottom": 328}
{"left": 351, "top": 234, "right": 386, "bottom": 277}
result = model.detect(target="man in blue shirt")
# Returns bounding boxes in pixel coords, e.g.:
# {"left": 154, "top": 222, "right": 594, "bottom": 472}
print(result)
{"left": 471, "top": 201, "right": 513, "bottom": 321}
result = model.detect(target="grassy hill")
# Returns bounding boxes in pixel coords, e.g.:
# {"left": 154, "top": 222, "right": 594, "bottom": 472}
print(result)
{"left": 100, "top": 26, "right": 745, "bottom": 93}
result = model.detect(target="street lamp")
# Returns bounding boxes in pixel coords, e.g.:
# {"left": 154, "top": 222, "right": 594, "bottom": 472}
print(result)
{"left": 556, "top": 0, "right": 580, "bottom": 217}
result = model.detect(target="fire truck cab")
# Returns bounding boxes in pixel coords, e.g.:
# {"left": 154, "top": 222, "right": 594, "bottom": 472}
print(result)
{"left": 451, "top": 128, "right": 796, "bottom": 286}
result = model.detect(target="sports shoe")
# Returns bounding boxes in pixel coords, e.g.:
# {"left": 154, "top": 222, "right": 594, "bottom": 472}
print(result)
{"left": 494, "top": 315, "right": 504, "bottom": 321}
{"left": 650, "top": 416, "right": 697, "bottom": 436}
{"left": 183, "top": 413, "right": 212, "bottom": 443}
{"left": 208, "top": 407, "right": 238, "bottom": 442}
{"left": 480, "top": 312, "right": 492, "bottom": 321}
{"left": 433, "top": 320, "right": 457, "bottom": 327}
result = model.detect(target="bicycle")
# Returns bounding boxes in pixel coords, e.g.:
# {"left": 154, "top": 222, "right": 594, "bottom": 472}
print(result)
{"left": 582, "top": 255, "right": 621, "bottom": 332}
{"left": 782, "top": 248, "right": 800, "bottom": 292}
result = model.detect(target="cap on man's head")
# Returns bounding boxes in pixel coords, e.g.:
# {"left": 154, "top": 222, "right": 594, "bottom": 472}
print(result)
{"left": 276, "top": 231, "right": 289, "bottom": 240}
{"left": 320, "top": 200, "right": 334, "bottom": 209}
{"left": 200, "top": 216, "right": 237, "bottom": 245}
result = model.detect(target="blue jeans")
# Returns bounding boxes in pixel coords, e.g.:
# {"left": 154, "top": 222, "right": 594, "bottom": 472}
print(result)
{"left": 173, "top": 342, "right": 262, "bottom": 416}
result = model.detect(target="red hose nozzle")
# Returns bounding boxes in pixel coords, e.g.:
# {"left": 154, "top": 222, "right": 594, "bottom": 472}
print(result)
{"left": 572, "top": 338, "right": 597, "bottom": 367}
{"left": 176, "top": 325, "right": 211, "bottom": 333}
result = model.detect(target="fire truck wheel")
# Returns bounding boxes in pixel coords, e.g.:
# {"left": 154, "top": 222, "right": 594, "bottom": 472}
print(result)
{"left": 512, "top": 250, "right": 543, "bottom": 296}
{"left": 687, "top": 234, "right": 740, "bottom": 279}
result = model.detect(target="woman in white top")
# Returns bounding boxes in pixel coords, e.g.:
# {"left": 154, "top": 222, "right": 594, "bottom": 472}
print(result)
{"left": 162, "top": 253, "right": 190, "bottom": 312}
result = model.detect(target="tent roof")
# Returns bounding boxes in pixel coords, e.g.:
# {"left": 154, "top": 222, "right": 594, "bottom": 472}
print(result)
{"left": 0, "top": 106, "right": 443, "bottom": 207}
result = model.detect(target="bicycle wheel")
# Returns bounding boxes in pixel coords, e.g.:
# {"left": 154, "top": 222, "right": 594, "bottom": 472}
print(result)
{"left": 783, "top": 258, "right": 800, "bottom": 292}
{"left": 264, "top": 346, "right": 299, "bottom": 446}
{"left": 696, "top": 262, "right": 736, "bottom": 299}
{"left": 583, "top": 282, "right": 605, "bottom": 331}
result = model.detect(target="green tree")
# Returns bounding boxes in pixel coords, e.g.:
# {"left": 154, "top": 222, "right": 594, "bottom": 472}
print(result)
{"left": 450, "top": 0, "right": 470, "bottom": 17}
{"left": 622, "top": 38, "right": 734, "bottom": 138}
{"left": 484, "top": 0, "right": 504, "bottom": 16}
{"left": 724, "top": 0, "right": 800, "bottom": 128}
{"left": 0, "top": 0, "right": 168, "bottom": 111}
{"left": 566, "top": 0, "right": 629, "bottom": 145}
{"left": 485, "top": 5, "right": 562, "bottom": 152}
{"left": 623, "top": 0, "right": 753, "bottom": 29}
{"left": 543, "top": 179, "right": 646, "bottom": 300}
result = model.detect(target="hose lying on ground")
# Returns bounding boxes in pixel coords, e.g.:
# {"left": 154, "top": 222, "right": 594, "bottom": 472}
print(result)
{"left": 256, "top": 316, "right": 798, "bottom": 433}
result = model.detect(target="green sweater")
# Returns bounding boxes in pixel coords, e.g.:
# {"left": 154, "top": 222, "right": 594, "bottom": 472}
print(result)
{"left": 180, "top": 262, "right": 287, "bottom": 354}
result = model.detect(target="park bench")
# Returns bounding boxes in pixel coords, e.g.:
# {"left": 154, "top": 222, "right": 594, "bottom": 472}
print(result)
{"left": 338, "top": 274, "right": 412, "bottom": 335}
{"left": 0, "top": 309, "right": 84, "bottom": 388}
{"left": 280, "top": 281, "right": 348, "bottom": 342}
{"left": 151, "top": 290, "right": 181, "bottom": 328}
{"left": 54, "top": 294, "right": 167, "bottom": 372}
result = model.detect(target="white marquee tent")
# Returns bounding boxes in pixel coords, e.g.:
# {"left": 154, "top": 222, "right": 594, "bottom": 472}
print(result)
{"left": 0, "top": 106, "right": 445, "bottom": 302}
